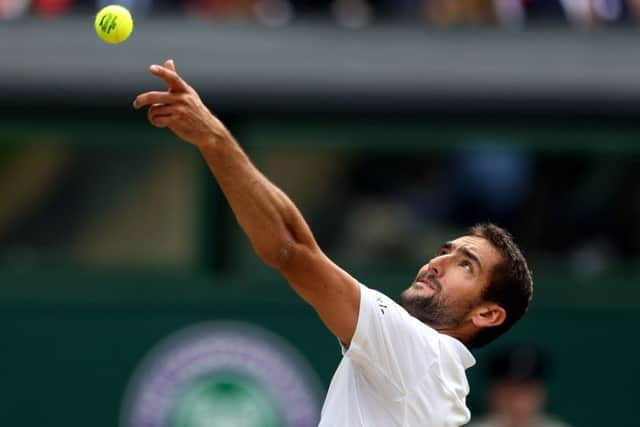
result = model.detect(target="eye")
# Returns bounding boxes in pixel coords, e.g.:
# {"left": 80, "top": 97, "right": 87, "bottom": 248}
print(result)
{"left": 460, "top": 260, "right": 473, "bottom": 272}
{"left": 438, "top": 249, "right": 448, "bottom": 256}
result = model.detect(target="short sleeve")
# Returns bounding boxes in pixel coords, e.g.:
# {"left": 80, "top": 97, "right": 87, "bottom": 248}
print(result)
{"left": 344, "top": 284, "right": 441, "bottom": 393}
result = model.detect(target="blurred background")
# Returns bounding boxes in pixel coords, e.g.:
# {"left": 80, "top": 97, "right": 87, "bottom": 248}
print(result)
{"left": 2, "top": 1, "right": 640, "bottom": 426}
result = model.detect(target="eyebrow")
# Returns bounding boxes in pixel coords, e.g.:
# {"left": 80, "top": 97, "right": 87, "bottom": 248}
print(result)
{"left": 441, "top": 241, "right": 483, "bottom": 272}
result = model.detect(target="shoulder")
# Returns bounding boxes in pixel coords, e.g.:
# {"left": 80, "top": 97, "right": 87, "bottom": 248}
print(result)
{"left": 360, "top": 285, "right": 400, "bottom": 316}
{"left": 359, "top": 285, "right": 430, "bottom": 332}
{"left": 357, "top": 284, "right": 444, "bottom": 349}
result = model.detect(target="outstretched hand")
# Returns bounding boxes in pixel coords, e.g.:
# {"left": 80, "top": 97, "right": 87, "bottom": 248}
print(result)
{"left": 133, "top": 59, "right": 229, "bottom": 147}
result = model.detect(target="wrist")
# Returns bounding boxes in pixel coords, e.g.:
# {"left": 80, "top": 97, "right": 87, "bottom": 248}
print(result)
{"left": 194, "top": 127, "right": 232, "bottom": 150}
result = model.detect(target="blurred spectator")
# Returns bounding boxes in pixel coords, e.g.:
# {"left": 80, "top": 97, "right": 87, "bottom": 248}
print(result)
{"left": 0, "top": 0, "right": 30, "bottom": 19}
{"left": 3, "top": 0, "right": 640, "bottom": 29}
{"left": 255, "top": 0, "right": 293, "bottom": 27}
{"left": 494, "top": 0, "right": 527, "bottom": 28}
{"left": 288, "top": 0, "right": 330, "bottom": 19}
{"left": 185, "top": 0, "right": 257, "bottom": 19}
{"left": 446, "top": 146, "right": 532, "bottom": 230}
{"left": 33, "top": 0, "right": 74, "bottom": 17}
{"left": 628, "top": 0, "right": 640, "bottom": 20}
{"left": 374, "top": 0, "right": 422, "bottom": 21}
{"left": 468, "top": 345, "right": 572, "bottom": 427}
{"left": 323, "top": 145, "right": 531, "bottom": 269}
{"left": 424, "top": 0, "right": 498, "bottom": 26}
{"left": 525, "top": 0, "right": 567, "bottom": 23}
{"left": 96, "top": 0, "right": 153, "bottom": 16}
{"left": 332, "top": 0, "right": 373, "bottom": 28}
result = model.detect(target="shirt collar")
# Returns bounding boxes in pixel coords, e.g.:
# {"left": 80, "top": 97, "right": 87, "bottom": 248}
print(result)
{"left": 442, "top": 334, "right": 476, "bottom": 369}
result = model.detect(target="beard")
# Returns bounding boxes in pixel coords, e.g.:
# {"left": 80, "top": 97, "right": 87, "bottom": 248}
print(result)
{"left": 400, "top": 278, "right": 477, "bottom": 330}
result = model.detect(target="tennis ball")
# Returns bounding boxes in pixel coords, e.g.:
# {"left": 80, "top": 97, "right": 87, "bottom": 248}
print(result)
{"left": 95, "top": 5, "right": 133, "bottom": 44}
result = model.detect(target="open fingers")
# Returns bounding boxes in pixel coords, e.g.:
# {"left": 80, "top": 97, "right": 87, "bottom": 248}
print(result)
{"left": 133, "top": 91, "right": 179, "bottom": 109}
{"left": 149, "top": 63, "right": 189, "bottom": 93}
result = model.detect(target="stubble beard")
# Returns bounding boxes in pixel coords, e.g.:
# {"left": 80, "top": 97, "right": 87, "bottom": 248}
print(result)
{"left": 400, "top": 286, "right": 462, "bottom": 329}
{"left": 400, "top": 273, "right": 479, "bottom": 330}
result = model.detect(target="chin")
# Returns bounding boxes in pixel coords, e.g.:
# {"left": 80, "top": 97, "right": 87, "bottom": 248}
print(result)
{"left": 401, "top": 286, "right": 418, "bottom": 300}
{"left": 400, "top": 286, "right": 430, "bottom": 308}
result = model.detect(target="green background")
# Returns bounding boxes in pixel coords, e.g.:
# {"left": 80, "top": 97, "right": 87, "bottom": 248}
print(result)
{"left": 2, "top": 105, "right": 639, "bottom": 426}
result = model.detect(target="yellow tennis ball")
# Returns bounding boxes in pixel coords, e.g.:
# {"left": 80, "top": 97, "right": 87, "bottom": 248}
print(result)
{"left": 95, "top": 5, "right": 133, "bottom": 44}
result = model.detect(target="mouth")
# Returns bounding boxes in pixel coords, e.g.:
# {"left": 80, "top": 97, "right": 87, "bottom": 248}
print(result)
{"left": 415, "top": 278, "right": 440, "bottom": 292}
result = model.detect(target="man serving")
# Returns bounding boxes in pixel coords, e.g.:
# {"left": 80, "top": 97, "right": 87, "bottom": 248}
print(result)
{"left": 133, "top": 60, "right": 533, "bottom": 427}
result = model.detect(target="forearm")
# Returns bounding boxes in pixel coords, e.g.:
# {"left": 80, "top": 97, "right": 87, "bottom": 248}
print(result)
{"left": 133, "top": 61, "right": 315, "bottom": 268}
{"left": 136, "top": 61, "right": 361, "bottom": 345}
{"left": 197, "top": 132, "right": 316, "bottom": 268}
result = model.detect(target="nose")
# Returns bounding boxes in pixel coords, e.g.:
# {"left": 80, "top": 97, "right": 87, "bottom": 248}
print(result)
{"left": 427, "top": 254, "right": 448, "bottom": 278}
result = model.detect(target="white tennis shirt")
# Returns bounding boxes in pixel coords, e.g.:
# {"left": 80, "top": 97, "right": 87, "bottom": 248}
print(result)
{"left": 318, "top": 284, "right": 476, "bottom": 427}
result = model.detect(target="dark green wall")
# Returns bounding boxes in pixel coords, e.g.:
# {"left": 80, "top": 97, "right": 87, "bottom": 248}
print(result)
{"left": 2, "top": 109, "right": 640, "bottom": 426}
{"left": 0, "top": 271, "right": 637, "bottom": 426}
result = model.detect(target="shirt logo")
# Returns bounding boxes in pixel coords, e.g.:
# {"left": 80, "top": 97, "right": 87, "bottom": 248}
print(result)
{"left": 376, "top": 296, "right": 388, "bottom": 315}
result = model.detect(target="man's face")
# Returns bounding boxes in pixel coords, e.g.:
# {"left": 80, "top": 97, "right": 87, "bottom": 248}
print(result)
{"left": 400, "top": 235, "right": 503, "bottom": 330}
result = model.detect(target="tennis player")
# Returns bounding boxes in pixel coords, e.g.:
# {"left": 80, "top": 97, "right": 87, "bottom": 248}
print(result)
{"left": 134, "top": 60, "right": 533, "bottom": 427}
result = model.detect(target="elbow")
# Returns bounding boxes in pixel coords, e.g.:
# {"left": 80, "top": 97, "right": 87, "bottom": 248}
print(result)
{"left": 255, "top": 220, "right": 317, "bottom": 271}
{"left": 258, "top": 238, "right": 315, "bottom": 273}
{"left": 255, "top": 238, "right": 297, "bottom": 271}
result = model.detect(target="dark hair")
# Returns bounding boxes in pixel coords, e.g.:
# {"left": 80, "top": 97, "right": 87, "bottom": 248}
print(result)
{"left": 467, "top": 223, "right": 533, "bottom": 348}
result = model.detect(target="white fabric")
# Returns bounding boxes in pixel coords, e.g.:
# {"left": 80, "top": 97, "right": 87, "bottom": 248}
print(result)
{"left": 319, "top": 283, "right": 476, "bottom": 427}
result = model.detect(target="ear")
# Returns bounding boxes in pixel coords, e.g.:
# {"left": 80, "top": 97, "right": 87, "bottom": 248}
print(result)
{"left": 470, "top": 303, "right": 506, "bottom": 329}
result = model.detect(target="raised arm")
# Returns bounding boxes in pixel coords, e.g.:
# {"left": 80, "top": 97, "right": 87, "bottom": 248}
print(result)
{"left": 134, "top": 60, "right": 360, "bottom": 345}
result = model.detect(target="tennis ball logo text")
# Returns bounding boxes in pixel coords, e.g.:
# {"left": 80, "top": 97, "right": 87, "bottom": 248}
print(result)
{"left": 98, "top": 13, "right": 118, "bottom": 34}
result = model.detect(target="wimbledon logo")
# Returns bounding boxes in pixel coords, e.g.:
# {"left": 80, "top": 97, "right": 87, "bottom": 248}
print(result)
{"left": 120, "top": 321, "right": 322, "bottom": 427}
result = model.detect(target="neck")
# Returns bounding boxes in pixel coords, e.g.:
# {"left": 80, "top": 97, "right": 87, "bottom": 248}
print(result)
{"left": 436, "top": 320, "right": 476, "bottom": 347}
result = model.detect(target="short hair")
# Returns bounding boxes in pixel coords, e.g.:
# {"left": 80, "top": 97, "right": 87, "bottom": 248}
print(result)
{"left": 467, "top": 223, "right": 533, "bottom": 348}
